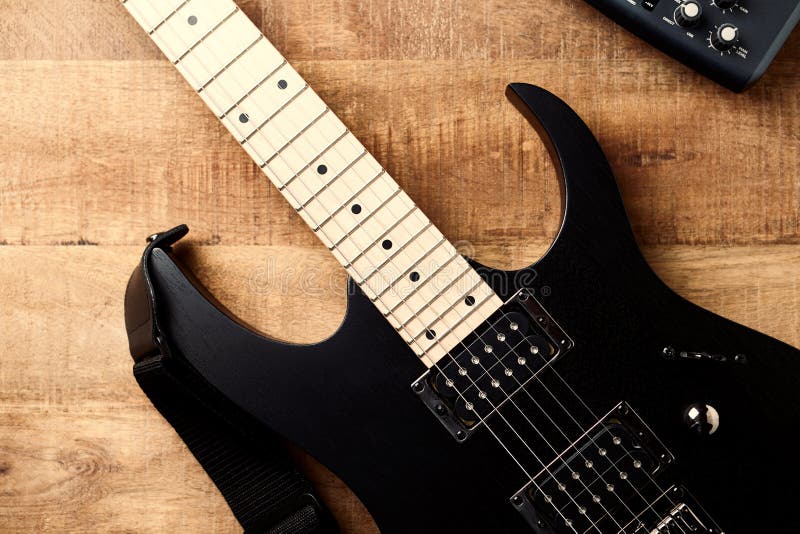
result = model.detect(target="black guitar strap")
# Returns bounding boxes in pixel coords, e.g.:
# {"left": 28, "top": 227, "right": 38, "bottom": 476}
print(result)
{"left": 124, "top": 226, "right": 338, "bottom": 534}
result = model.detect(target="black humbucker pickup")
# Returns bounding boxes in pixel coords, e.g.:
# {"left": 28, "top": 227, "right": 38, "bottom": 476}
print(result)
{"left": 412, "top": 289, "right": 573, "bottom": 442}
{"left": 511, "top": 402, "right": 674, "bottom": 533}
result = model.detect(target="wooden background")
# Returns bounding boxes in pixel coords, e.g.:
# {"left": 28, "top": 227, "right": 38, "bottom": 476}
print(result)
{"left": 1, "top": 0, "right": 798, "bottom": 532}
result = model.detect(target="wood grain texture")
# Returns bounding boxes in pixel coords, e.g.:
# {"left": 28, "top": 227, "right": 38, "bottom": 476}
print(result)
{"left": 0, "top": 0, "right": 798, "bottom": 532}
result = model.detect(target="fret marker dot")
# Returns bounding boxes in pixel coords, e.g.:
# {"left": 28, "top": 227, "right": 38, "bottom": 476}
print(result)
{"left": 382, "top": 239, "right": 393, "bottom": 250}
{"left": 317, "top": 164, "right": 328, "bottom": 175}
{"left": 187, "top": 15, "right": 198, "bottom": 25}
{"left": 277, "top": 79, "right": 288, "bottom": 90}
{"left": 465, "top": 295, "right": 475, "bottom": 306}
{"left": 351, "top": 204, "right": 362, "bottom": 214}
{"left": 410, "top": 272, "right": 420, "bottom": 282}
{"left": 425, "top": 329, "right": 436, "bottom": 340}
{"left": 239, "top": 113, "right": 249, "bottom": 124}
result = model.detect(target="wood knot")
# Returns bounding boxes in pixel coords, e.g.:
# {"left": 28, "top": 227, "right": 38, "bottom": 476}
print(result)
{"left": 59, "top": 442, "right": 113, "bottom": 479}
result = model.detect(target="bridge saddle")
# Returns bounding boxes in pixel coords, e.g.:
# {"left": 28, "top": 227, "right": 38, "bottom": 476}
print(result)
{"left": 625, "top": 486, "right": 725, "bottom": 534}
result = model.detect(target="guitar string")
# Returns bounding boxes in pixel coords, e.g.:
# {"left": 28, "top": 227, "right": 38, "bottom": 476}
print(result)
{"left": 125, "top": 1, "right": 588, "bottom": 529}
{"left": 127, "top": 0, "right": 676, "bottom": 529}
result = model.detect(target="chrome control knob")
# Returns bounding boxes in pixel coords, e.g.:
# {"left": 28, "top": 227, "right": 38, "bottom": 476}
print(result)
{"left": 675, "top": 1, "right": 703, "bottom": 28}
{"left": 684, "top": 403, "right": 720, "bottom": 436}
{"left": 711, "top": 23, "right": 740, "bottom": 51}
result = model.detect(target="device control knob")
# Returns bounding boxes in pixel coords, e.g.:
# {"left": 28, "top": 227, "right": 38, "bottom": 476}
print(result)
{"left": 675, "top": 1, "right": 703, "bottom": 27}
{"left": 711, "top": 23, "right": 740, "bottom": 50}
{"left": 714, "top": 0, "right": 738, "bottom": 9}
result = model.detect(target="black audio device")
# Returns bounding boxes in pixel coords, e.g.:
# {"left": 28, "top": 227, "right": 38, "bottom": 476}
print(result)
{"left": 583, "top": 0, "right": 800, "bottom": 91}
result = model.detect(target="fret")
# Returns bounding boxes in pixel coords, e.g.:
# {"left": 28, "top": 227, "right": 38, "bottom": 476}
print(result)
{"left": 370, "top": 237, "right": 450, "bottom": 296}
{"left": 384, "top": 249, "right": 470, "bottom": 323}
{"left": 151, "top": 1, "right": 237, "bottom": 63}
{"left": 279, "top": 129, "right": 350, "bottom": 191}
{"left": 120, "top": 0, "right": 504, "bottom": 367}
{"left": 263, "top": 107, "right": 331, "bottom": 165}
{"left": 242, "top": 84, "right": 309, "bottom": 142}
{"left": 266, "top": 110, "right": 347, "bottom": 176}
{"left": 333, "top": 204, "right": 420, "bottom": 266}
{"left": 294, "top": 165, "right": 369, "bottom": 221}
{"left": 273, "top": 133, "right": 368, "bottom": 216}
{"left": 222, "top": 62, "right": 307, "bottom": 138}
{"left": 123, "top": 0, "right": 188, "bottom": 33}
{"left": 350, "top": 226, "right": 448, "bottom": 316}
{"left": 239, "top": 89, "right": 328, "bottom": 176}
{"left": 294, "top": 151, "right": 369, "bottom": 209}
{"left": 177, "top": 11, "right": 262, "bottom": 90}
{"left": 407, "top": 275, "right": 486, "bottom": 342}
{"left": 350, "top": 223, "right": 438, "bottom": 298}
{"left": 198, "top": 34, "right": 263, "bottom": 92}
{"left": 150, "top": 1, "right": 190, "bottom": 34}
{"left": 309, "top": 169, "right": 387, "bottom": 231}
{"left": 378, "top": 244, "right": 459, "bottom": 304}
{"left": 386, "top": 272, "right": 493, "bottom": 351}
{"left": 415, "top": 289, "right": 500, "bottom": 359}
{"left": 400, "top": 266, "right": 476, "bottom": 333}
{"left": 330, "top": 188, "right": 404, "bottom": 248}
{"left": 332, "top": 199, "right": 418, "bottom": 256}
{"left": 219, "top": 58, "right": 286, "bottom": 118}
{"left": 279, "top": 137, "right": 364, "bottom": 217}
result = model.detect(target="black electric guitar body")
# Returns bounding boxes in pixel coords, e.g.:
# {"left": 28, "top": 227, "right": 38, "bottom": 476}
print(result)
{"left": 128, "top": 85, "right": 800, "bottom": 534}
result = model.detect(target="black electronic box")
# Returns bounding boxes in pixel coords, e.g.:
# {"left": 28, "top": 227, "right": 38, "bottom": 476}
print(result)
{"left": 583, "top": 0, "right": 800, "bottom": 91}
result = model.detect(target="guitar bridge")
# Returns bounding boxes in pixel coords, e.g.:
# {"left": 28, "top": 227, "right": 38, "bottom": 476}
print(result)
{"left": 412, "top": 288, "right": 573, "bottom": 441}
{"left": 622, "top": 486, "right": 724, "bottom": 534}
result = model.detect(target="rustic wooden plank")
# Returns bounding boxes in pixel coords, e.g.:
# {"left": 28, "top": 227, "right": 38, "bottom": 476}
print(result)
{"left": 0, "top": 244, "right": 798, "bottom": 533}
{"left": 0, "top": 60, "right": 797, "bottom": 248}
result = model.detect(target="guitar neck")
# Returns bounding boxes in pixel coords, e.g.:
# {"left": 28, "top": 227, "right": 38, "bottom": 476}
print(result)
{"left": 120, "top": 0, "right": 502, "bottom": 367}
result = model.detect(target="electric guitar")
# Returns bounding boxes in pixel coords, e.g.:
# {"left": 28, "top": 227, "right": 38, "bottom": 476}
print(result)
{"left": 120, "top": 1, "right": 800, "bottom": 532}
